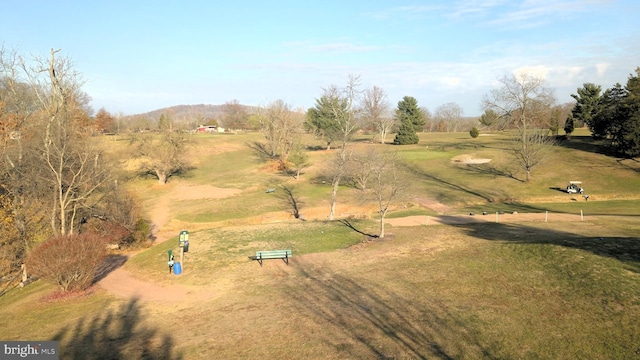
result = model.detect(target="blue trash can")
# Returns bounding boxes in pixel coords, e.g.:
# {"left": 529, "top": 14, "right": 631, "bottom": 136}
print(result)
{"left": 173, "top": 262, "right": 182, "bottom": 275}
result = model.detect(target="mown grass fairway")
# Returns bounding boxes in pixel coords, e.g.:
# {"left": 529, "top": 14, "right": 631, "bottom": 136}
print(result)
{"left": 1, "top": 130, "right": 638, "bottom": 359}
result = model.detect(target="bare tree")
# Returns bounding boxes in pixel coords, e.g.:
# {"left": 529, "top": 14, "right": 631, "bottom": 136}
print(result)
{"left": 258, "top": 99, "right": 304, "bottom": 168}
{"left": 367, "top": 151, "right": 406, "bottom": 238}
{"left": 326, "top": 74, "right": 362, "bottom": 220}
{"left": 19, "top": 49, "right": 113, "bottom": 235}
{"left": 346, "top": 147, "right": 379, "bottom": 191}
{"left": 434, "top": 102, "right": 464, "bottom": 132}
{"left": 482, "top": 73, "right": 556, "bottom": 181}
{"left": 0, "top": 48, "right": 143, "bottom": 291}
{"left": 421, "top": 107, "right": 434, "bottom": 132}
{"left": 361, "top": 85, "right": 394, "bottom": 143}
{"left": 509, "top": 129, "right": 554, "bottom": 182}
{"left": 222, "top": 99, "right": 249, "bottom": 131}
{"left": 129, "top": 129, "right": 189, "bottom": 185}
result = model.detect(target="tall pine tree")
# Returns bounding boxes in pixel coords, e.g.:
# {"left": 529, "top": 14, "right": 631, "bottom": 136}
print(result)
{"left": 618, "top": 68, "right": 640, "bottom": 157}
{"left": 393, "top": 96, "right": 424, "bottom": 145}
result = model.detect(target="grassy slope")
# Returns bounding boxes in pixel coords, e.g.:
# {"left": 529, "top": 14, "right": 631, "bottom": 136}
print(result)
{"left": 1, "top": 129, "right": 638, "bottom": 359}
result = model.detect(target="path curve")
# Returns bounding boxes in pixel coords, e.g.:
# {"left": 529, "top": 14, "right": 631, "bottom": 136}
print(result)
{"left": 97, "top": 186, "right": 592, "bottom": 302}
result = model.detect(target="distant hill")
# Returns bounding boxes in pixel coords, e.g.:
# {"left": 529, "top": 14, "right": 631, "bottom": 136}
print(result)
{"left": 126, "top": 104, "right": 258, "bottom": 123}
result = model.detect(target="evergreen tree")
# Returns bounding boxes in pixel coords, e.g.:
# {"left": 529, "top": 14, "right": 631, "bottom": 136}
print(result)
{"left": 618, "top": 68, "right": 640, "bottom": 157}
{"left": 392, "top": 96, "right": 423, "bottom": 145}
{"left": 570, "top": 83, "right": 602, "bottom": 137}
{"left": 305, "top": 95, "right": 346, "bottom": 150}
{"left": 597, "top": 83, "right": 628, "bottom": 148}
{"left": 563, "top": 116, "right": 574, "bottom": 136}
{"left": 395, "top": 96, "right": 425, "bottom": 132}
{"left": 393, "top": 118, "right": 419, "bottom": 145}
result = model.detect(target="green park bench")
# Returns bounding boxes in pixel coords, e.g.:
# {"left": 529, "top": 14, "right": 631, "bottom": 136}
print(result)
{"left": 249, "top": 250, "right": 292, "bottom": 266}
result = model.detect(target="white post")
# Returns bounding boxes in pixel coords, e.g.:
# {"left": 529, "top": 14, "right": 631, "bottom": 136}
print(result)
{"left": 581, "top": 210, "right": 584, "bottom": 221}
{"left": 180, "top": 247, "right": 184, "bottom": 271}
{"left": 495, "top": 212, "right": 498, "bottom": 223}
{"left": 545, "top": 211, "right": 548, "bottom": 223}
{"left": 426, "top": 216, "right": 430, "bottom": 226}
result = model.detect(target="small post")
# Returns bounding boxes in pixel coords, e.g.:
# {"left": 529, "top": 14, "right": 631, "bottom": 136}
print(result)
{"left": 495, "top": 212, "right": 498, "bottom": 223}
{"left": 178, "top": 230, "right": 189, "bottom": 273}
{"left": 545, "top": 211, "right": 548, "bottom": 223}
{"left": 167, "top": 250, "right": 174, "bottom": 274}
{"left": 581, "top": 210, "right": 584, "bottom": 221}
{"left": 426, "top": 216, "right": 430, "bottom": 226}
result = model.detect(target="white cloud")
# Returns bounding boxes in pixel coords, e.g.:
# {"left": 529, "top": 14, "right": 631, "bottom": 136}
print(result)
{"left": 596, "top": 63, "right": 610, "bottom": 77}
{"left": 513, "top": 65, "right": 550, "bottom": 80}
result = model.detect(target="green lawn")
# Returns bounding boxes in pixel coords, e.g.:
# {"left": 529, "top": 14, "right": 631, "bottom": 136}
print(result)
{"left": 1, "top": 129, "right": 638, "bottom": 359}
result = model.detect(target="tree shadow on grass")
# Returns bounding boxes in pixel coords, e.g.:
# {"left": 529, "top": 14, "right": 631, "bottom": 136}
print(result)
{"left": 555, "top": 135, "right": 611, "bottom": 155}
{"left": 245, "top": 141, "right": 273, "bottom": 162}
{"left": 458, "top": 163, "right": 523, "bottom": 182}
{"left": 337, "top": 219, "right": 378, "bottom": 238}
{"left": 400, "top": 163, "right": 500, "bottom": 203}
{"left": 290, "top": 264, "right": 497, "bottom": 359}
{"left": 93, "top": 254, "right": 128, "bottom": 283}
{"left": 453, "top": 221, "right": 640, "bottom": 273}
{"left": 52, "top": 298, "right": 183, "bottom": 360}
{"left": 276, "top": 185, "right": 304, "bottom": 219}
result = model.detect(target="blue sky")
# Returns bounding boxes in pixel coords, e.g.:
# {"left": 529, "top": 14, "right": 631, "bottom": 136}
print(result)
{"left": 2, "top": 0, "right": 638, "bottom": 116}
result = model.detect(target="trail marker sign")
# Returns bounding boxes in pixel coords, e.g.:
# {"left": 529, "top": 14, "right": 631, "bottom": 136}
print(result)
{"left": 179, "top": 230, "right": 189, "bottom": 247}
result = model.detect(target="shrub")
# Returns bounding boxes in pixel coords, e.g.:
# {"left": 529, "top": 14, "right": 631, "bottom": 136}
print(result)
{"left": 82, "top": 189, "right": 151, "bottom": 248}
{"left": 26, "top": 233, "right": 108, "bottom": 292}
{"left": 470, "top": 127, "right": 480, "bottom": 138}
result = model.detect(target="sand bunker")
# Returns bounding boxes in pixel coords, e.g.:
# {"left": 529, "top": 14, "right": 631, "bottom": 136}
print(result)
{"left": 451, "top": 154, "right": 492, "bottom": 164}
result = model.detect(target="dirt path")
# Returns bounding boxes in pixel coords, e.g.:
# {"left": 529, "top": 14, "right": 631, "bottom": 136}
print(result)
{"left": 97, "top": 184, "right": 239, "bottom": 302}
{"left": 97, "top": 186, "right": 591, "bottom": 303}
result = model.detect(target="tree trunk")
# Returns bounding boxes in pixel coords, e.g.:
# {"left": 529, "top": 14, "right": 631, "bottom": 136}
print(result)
{"left": 329, "top": 177, "right": 340, "bottom": 220}
{"left": 157, "top": 171, "right": 167, "bottom": 185}
{"left": 379, "top": 209, "right": 387, "bottom": 238}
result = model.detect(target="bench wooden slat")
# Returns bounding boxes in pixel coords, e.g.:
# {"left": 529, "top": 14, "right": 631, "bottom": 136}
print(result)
{"left": 250, "top": 250, "right": 292, "bottom": 266}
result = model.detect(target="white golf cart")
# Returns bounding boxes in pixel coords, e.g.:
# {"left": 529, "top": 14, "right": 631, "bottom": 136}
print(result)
{"left": 566, "top": 181, "right": 584, "bottom": 194}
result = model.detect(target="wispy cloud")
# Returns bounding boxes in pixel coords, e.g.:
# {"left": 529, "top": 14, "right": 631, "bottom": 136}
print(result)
{"left": 483, "top": 0, "right": 614, "bottom": 29}
{"left": 285, "top": 40, "right": 382, "bottom": 53}
{"left": 362, "top": 1, "right": 613, "bottom": 29}
{"left": 447, "top": 0, "right": 509, "bottom": 19}
{"left": 360, "top": 4, "right": 444, "bottom": 20}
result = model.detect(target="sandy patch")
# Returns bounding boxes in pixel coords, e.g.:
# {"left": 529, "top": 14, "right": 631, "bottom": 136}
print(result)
{"left": 452, "top": 154, "right": 492, "bottom": 164}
